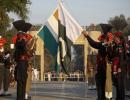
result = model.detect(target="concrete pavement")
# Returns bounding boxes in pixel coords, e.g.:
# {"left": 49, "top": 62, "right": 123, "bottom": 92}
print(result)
{"left": 0, "top": 81, "right": 129, "bottom": 100}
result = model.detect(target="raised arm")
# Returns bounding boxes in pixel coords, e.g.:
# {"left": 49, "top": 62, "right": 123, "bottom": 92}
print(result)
{"left": 82, "top": 31, "right": 101, "bottom": 49}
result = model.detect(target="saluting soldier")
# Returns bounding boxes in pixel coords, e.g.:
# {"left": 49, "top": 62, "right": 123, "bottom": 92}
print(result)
{"left": 83, "top": 24, "right": 112, "bottom": 100}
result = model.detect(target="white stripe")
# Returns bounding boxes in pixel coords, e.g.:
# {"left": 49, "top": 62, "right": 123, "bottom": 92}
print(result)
{"left": 37, "top": 21, "right": 58, "bottom": 42}
{"left": 46, "top": 21, "right": 58, "bottom": 42}
{"left": 46, "top": 8, "right": 59, "bottom": 42}
{"left": 48, "top": 14, "right": 58, "bottom": 35}
{"left": 37, "top": 8, "right": 58, "bottom": 42}
{"left": 58, "top": 2, "right": 83, "bottom": 42}
{"left": 58, "top": 3, "right": 65, "bottom": 26}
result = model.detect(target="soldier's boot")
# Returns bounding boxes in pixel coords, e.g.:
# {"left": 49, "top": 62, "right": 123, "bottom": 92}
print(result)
{"left": 105, "top": 92, "right": 112, "bottom": 100}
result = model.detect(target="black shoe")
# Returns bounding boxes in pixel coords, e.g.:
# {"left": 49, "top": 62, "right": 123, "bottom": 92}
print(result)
{"left": 1, "top": 92, "right": 11, "bottom": 96}
{"left": 5, "top": 93, "right": 11, "bottom": 96}
{"left": 0, "top": 94, "right": 5, "bottom": 96}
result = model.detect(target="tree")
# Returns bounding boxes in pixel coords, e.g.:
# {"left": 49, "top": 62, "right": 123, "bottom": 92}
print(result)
{"left": 108, "top": 14, "right": 127, "bottom": 31}
{"left": 86, "top": 24, "right": 102, "bottom": 32}
{"left": 87, "top": 24, "right": 96, "bottom": 31}
{"left": 0, "top": 0, "right": 31, "bottom": 32}
{"left": 123, "top": 24, "right": 130, "bottom": 36}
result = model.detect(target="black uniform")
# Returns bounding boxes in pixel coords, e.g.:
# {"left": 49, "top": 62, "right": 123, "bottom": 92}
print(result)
{"left": 85, "top": 35, "right": 107, "bottom": 100}
{"left": 14, "top": 33, "right": 28, "bottom": 100}
{"left": 112, "top": 41, "right": 126, "bottom": 100}
{"left": 126, "top": 42, "right": 130, "bottom": 91}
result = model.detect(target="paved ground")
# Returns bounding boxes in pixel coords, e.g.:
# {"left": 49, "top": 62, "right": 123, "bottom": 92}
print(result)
{"left": 0, "top": 81, "right": 130, "bottom": 100}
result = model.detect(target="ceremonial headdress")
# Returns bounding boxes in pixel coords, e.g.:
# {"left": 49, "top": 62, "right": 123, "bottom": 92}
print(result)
{"left": 100, "top": 24, "right": 113, "bottom": 35}
{"left": 13, "top": 20, "right": 32, "bottom": 33}
{"left": 12, "top": 20, "right": 33, "bottom": 44}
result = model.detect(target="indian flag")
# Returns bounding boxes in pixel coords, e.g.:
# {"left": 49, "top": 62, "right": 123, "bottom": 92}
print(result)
{"left": 38, "top": 1, "right": 82, "bottom": 73}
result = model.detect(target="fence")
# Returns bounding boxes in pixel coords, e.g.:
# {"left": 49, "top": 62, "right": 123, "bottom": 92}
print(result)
{"left": 44, "top": 73, "right": 85, "bottom": 82}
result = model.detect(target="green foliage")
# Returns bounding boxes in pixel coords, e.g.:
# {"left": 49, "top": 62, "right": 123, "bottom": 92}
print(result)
{"left": 123, "top": 24, "right": 130, "bottom": 36}
{"left": 108, "top": 14, "right": 127, "bottom": 31}
{"left": 0, "top": 0, "right": 31, "bottom": 32}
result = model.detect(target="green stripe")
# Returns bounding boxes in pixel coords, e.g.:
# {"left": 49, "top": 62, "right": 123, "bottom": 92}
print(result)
{"left": 38, "top": 25, "right": 58, "bottom": 56}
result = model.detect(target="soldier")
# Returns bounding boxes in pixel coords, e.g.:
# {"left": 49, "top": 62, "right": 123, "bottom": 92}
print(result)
{"left": 125, "top": 36, "right": 130, "bottom": 96}
{"left": 13, "top": 20, "right": 32, "bottom": 100}
{"left": 83, "top": 23, "right": 112, "bottom": 100}
{"left": 2, "top": 49, "right": 12, "bottom": 96}
{"left": 112, "top": 31, "right": 126, "bottom": 100}
{"left": 14, "top": 32, "right": 29, "bottom": 100}
{"left": 0, "top": 37, "right": 11, "bottom": 96}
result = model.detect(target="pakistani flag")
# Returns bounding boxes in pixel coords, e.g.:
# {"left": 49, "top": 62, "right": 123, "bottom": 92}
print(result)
{"left": 38, "top": 1, "right": 82, "bottom": 74}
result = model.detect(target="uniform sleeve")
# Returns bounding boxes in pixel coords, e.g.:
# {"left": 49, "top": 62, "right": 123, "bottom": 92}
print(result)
{"left": 112, "top": 57, "right": 119, "bottom": 72}
{"left": 85, "top": 35, "right": 101, "bottom": 49}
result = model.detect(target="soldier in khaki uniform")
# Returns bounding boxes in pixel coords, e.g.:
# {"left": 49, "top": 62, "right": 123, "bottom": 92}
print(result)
{"left": 105, "top": 32, "right": 114, "bottom": 100}
{"left": 105, "top": 61, "right": 113, "bottom": 100}
{"left": 2, "top": 50, "right": 12, "bottom": 96}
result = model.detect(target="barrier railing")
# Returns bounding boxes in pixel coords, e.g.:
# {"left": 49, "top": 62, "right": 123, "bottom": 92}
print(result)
{"left": 43, "top": 73, "right": 85, "bottom": 82}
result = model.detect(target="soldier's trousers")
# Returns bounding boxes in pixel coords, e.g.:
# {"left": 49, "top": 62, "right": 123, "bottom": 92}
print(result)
{"left": 3, "top": 68, "right": 10, "bottom": 92}
{"left": 95, "top": 71, "right": 106, "bottom": 100}
{"left": 105, "top": 63, "right": 112, "bottom": 99}
{"left": 17, "top": 80, "right": 27, "bottom": 100}
{"left": 113, "top": 72, "right": 125, "bottom": 100}
{"left": 26, "top": 70, "right": 32, "bottom": 94}
{"left": 15, "top": 60, "right": 28, "bottom": 100}
{"left": 0, "top": 63, "right": 4, "bottom": 90}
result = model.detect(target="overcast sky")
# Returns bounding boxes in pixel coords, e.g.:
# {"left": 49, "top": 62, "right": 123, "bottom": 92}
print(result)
{"left": 12, "top": 0, "right": 130, "bottom": 26}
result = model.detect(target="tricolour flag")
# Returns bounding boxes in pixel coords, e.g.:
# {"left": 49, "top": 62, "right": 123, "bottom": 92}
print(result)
{"left": 38, "top": 1, "right": 82, "bottom": 74}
